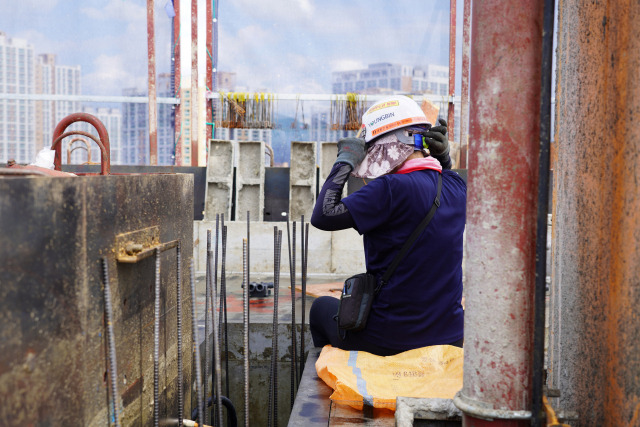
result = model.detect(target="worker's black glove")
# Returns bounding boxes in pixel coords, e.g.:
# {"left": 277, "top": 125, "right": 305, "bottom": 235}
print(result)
{"left": 423, "top": 118, "right": 451, "bottom": 169}
{"left": 335, "top": 137, "right": 366, "bottom": 169}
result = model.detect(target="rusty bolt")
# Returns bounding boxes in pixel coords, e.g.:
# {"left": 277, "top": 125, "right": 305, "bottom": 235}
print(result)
{"left": 125, "top": 242, "right": 144, "bottom": 255}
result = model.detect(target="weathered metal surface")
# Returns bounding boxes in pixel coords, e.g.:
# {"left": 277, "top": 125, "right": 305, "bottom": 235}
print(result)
{"left": 0, "top": 174, "right": 194, "bottom": 425}
{"left": 190, "top": 0, "right": 199, "bottom": 166}
{"left": 52, "top": 112, "right": 111, "bottom": 175}
{"left": 172, "top": 0, "right": 182, "bottom": 166}
{"left": 549, "top": 1, "right": 640, "bottom": 426}
{"left": 448, "top": 0, "right": 456, "bottom": 141}
{"left": 459, "top": 0, "right": 471, "bottom": 168}
{"left": 148, "top": 0, "right": 158, "bottom": 166}
{"left": 458, "top": 0, "right": 544, "bottom": 424}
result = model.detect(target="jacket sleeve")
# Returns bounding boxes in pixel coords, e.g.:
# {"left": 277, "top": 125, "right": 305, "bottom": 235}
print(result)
{"left": 310, "top": 162, "right": 355, "bottom": 231}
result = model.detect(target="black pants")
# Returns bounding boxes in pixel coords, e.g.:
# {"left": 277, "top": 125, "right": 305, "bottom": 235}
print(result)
{"left": 309, "top": 296, "right": 463, "bottom": 357}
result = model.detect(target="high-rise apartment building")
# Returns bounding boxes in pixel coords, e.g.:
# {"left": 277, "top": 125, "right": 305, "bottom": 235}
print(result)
{"left": 331, "top": 63, "right": 449, "bottom": 96}
{"left": 0, "top": 32, "right": 35, "bottom": 163}
{"left": 121, "top": 73, "right": 175, "bottom": 165}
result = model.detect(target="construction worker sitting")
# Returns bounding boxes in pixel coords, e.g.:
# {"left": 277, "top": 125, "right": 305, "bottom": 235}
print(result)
{"left": 310, "top": 95, "right": 466, "bottom": 356}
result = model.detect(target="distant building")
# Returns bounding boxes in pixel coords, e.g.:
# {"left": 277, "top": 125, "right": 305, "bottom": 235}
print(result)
{"left": 121, "top": 73, "right": 175, "bottom": 165}
{"left": 331, "top": 63, "right": 449, "bottom": 96}
{"left": 34, "top": 53, "right": 81, "bottom": 157}
{"left": 0, "top": 32, "right": 35, "bottom": 163}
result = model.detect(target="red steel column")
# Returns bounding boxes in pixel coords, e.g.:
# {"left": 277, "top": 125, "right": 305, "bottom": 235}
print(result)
{"left": 190, "top": 0, "right": 198, "bottom": 166}
{"left": 459, "top": 0, "right": 471, "bottom": 169}
{"left": 173, "top": 0, "right": 182, "bottom": 166}
{"left": 147, "top": 0, "right": 158, "bottom": 165}
{"left": 206, "top": 0, "right": 213, "bottom": 145}
{"left": 447, "top": 0, "right": 456, "bottom": 141}
{"left": 454, "top": 1, "right": 544, "bottom": 425}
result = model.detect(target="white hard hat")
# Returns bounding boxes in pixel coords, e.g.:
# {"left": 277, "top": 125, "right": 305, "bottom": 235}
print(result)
{"left": 361, "top": 95, "right": 431, "bottom": 143}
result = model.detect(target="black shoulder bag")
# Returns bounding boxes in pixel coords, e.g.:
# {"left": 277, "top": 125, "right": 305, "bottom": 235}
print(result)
{"left": 336, "top": 173, "right": 443, "bottom": 333}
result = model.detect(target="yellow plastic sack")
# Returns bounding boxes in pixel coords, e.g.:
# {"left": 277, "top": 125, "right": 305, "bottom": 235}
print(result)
{"left": 315, "top": 344, "right": 463, "bottom": 411}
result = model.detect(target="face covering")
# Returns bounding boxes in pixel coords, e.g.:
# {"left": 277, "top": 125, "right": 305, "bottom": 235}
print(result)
{"left": 351, "top": 132, "right": 415, "bottom": 179}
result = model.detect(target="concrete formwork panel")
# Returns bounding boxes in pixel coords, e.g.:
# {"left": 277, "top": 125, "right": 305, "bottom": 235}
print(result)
{"left": 0, "top": 174, "right": 194, "bottom": 426}
{"left": 194, "top": 221, "right": 365, "bottom": 276}
{"left": 289, "top": 141, "right": 317, "bottom": 220}
{"left": 236, "top": 141, "right": 265, "bottom": 221}
{"left": 549, "top": 1, "right": 640, "bottom": 425}
{"left": 205, "top": 139, "right": 234, "bottom": 220}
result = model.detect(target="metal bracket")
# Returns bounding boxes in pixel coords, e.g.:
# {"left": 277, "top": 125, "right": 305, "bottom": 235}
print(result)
{"left": 115, "top": 226, "right": 178, "bottom": 263}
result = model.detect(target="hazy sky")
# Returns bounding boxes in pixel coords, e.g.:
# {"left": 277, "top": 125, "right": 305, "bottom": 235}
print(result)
{"left": 1, "top": 0, "right": 461, "bottom": 96}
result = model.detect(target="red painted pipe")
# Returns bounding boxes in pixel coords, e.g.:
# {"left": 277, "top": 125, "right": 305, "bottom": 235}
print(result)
{"left": 172, "top": 0, "right": 182, "bottom": 166}
{"left": 51, "top": 112, "right": 111, "bottom": 175}
{"left": 454, "top": 0, "right": 544, "bottom": 425}
{"left": 148, "top": 0, "right": 158, "bottom": 166}
{"left": 448, "top": 0, "right": 456, "bottom": 141}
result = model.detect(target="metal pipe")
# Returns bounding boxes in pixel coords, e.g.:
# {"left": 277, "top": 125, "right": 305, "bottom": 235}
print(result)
{"left": 242, "top": 238, "right": 250, "bottom": 427}
{"left": 265, "top": 144, "right": 275, "bottom": 167}
{"left": 204, "top": 230, "right": 212, "bottom": 425}
{"left": 206, "top": 0, "right": 213, "bottom": 143}
{"left": 172, "top": 0, "right": 182, "bottom": 166}
{"left": 101, "top": 257, "right": 121, "bottom": 427}
{"left": 176, "top": 243, "right": 184, "bottom": 427}
{"left": 189, "top": 259, "right": 205, "bottom": 425}
{"left": 247, "top": 211, "right": 250, "bottom": 286}
{"left": 447, "top": 0, "right": 456, "bottom": 141}
{"left": 531, "top": 0, "right": 555, "bottom": 425}
{"left": 459, "top": 0, "right": 471, "bottom": 168}
{"left": 190, "top": 0, "right": 198, "bottom": 166}
{"left": 147, "top": 0, "right": 158, "bottom": 165}
{"left": 453, "top": 0, "right": 544, "bottom": 425}
{"left": 154, "top": 248, "right": 161, "bottom": 427}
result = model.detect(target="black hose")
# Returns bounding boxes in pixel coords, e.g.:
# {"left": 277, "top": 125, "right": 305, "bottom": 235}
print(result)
{"left": 191, "top": 395, "right": 238, "bottom": 427}
{"left": 532, "top": 0, "right": 555, "bottom": 426}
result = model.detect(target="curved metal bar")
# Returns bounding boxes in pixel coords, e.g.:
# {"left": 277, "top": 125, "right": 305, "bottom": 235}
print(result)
{"left": 67, "top": 137, "right": 92, "bottom": 164}
{"left": 51, "top": 113, "right": 111, "bottom": 175}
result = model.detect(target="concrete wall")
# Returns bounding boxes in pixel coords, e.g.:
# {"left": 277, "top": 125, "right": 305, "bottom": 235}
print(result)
{"left": 194, "top": 220, "right": 366, "bottom": 276}
{"left": 550, "top": 1, "right": 640, "bottom": 425}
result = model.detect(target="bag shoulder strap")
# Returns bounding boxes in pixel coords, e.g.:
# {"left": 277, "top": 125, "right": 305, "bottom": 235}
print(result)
{"left": 378, "top": 173, "right": 442, "bottom": 291}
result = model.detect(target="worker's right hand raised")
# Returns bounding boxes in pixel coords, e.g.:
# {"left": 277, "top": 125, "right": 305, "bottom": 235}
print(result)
{"left": 335, "top": 138, "right": 366, "bottom": 169}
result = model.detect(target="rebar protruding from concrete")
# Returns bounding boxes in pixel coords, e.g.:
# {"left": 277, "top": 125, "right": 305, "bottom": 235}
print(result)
{"left": 212, "top": 224, "right": 224, "bottom": 427}
{"left": 246, "top": 210, "right": 250, "bottom": 291}
{"left": 242, "top": 238, "right": 250, "bottom": 427}
{"left": 268, "top": 228, "right": 282, "bottom": 427}
{"left": 221, "top": 219, "right": 230, "bottom": 399}
{"left": 189, "top": 259, "right": 205, "bottom": 426}
{"left": 299, "top": 218, "right": 308, "bottom": 379}
{"left": 212, "top": 214, "right": 220, "bottom": 425}
{"left": 204, "top": 230, "right": 212, "bottom": 426}
{"left": 176, "top": 243, "right": 184, "bottom": 427}
{"left": 287, "top": 219, "right": 298, "bottom": 405}
{"left": 153, "top": 248, "right": 161, "bottom": 427}
{"left": 101, "top": 257, "right": 121, "bottom": 427}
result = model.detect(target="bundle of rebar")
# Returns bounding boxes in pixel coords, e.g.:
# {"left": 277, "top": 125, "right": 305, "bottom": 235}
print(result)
{"left": 215, "top": 92, "right": 276, "bottom": 129}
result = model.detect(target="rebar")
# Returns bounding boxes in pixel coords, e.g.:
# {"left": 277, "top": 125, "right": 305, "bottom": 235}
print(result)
{"left": 287, "top": 220, "right": 298, "bottom": 407}
{"left": 221, "top": 220, "right": 230, "bottom": 399}
{"left": 268, "top": 228, "right": 277, "bottom": 427}
{"left": 101, "top": 257, "right": 121, "bottom": 427}
{"left": 204, "top": 230, "right": 212, "bottom": 426}
{"left": 242, "top": 238, "right": 250, "bottom": 427}
{"left": 246, "top": 210, "right": 250, "bottom": 290}
{"left": 153, "top": 248, "right": 161, "bottom": 427}
{"left": 212, "top": 228, "right": 224, "bottom": 427}
{"left": 299, "top": 219, "right": 308, "bottom": 379}
{"left": 189, "top": 259, "right": 205, "bottom": 425}
{"left": 274, "top": 230, "right": 283, "bottom": 426}
{"left": 176, "top": 243, "right": 184, "bottom": 427}
{"left": 213, "top": 214, "right": 220, "bottom": 425}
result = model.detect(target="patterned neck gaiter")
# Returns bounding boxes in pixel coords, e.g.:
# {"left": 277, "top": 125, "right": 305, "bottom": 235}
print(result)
{"left": 351, "top": 133, "right": 416, "bottom": 179}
